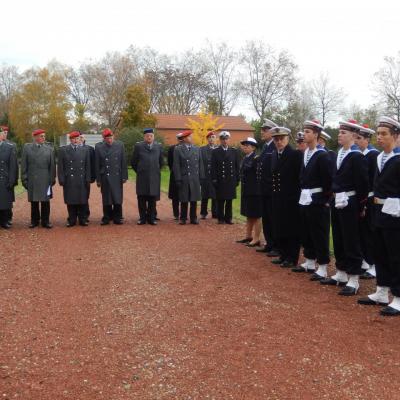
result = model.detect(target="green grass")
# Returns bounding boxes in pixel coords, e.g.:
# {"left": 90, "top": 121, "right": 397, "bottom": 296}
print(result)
{"left": 129, "top": 166, "right": 244, "bottom": 221}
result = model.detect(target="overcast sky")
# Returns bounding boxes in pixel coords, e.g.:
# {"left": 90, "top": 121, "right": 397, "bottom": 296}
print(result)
{"left": 2, "top": 0, "right": 400, "bottom": 120}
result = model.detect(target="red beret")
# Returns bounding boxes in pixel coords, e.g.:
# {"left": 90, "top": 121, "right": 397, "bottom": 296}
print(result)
{"left": 180, "top": 130, "right": 192, "bottom": 138}
{"left": 32, "top": 129, "right": 45, "bottom": 136}
{"left": 206, "top": 131, "right": 216, "bottom": 138}
{"left": 102, "top": 128, "right": 113, "bottom": 138}
{"left": 1, "top": 125, "right": 8, "bottom": 132}
{"left": 69, "top": 131, "right": 81, "bottom": 139}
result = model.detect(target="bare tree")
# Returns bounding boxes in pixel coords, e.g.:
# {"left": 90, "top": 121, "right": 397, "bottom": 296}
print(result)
{"left": 202, "top": 41, "right": 241, "bottom": 115}
{"left": 0, "top": 64, "right": 21, "bottom": 119}
{"left": 373, "top": 54, "right": 400, "bottom": 120}
{"left": 143, "top": 50, "right": 211, "bottom": 115}
{"left": 311, "top": 72, "right": 344, "bottom": 125}
{"left": 64, "top": 65, "right": 93, "bottom": 107}
{"left": 240, "top": 41, "right": 297, "bottom": 121}
{"left": 84, "top": 51, "right": 140, "bottom": 128}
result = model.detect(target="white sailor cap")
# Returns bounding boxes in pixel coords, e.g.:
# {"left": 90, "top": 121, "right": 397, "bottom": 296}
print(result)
{"left": 303, "top": 119, "right": 324, "bottom": 131}
{"left": 219, "top": 131, "right": 231, "bottom": 138}
{"left": 378, "top": 116, "right": 400, "bottom": 132}
{"left": 295, "top": 131, "right": 305, "bottom": 142}
{"left": 320, "top": 131, "right": 331, "bottom": 141}
{"left": 359, "top": 124, "right": 375, "bottom": 138}
{"left": 270, "top": 126, "right": 291, "bottom": 137}
{"left": 261, "top": 119, "right": 277, "bottom": 130}
{"left": 240, "top": 137, "right": 258, "bottom": 147}
{"left": 339, "top": 119, "right": 362, "bottom": 132}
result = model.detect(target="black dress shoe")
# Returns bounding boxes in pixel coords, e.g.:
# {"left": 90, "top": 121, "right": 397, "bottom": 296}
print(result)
{"left": 266, "top": 250, "right": 280, "bottom": 257}
{"left": 29, "top": 222, "right": 39, "bottom": 228}
{"left": 7, "top": 220, "right": 12, "bottom": 226}
{"left": 246, "top": 241, "right": 261, "bottom": 248}
{"left": 113, "top": 220, "right": 123, "bottom": 225}
{"left": 1, "top": 223, "right": 11, "bottom": 229}
{"left": 190, "top": 219, "right": 199, "bottom": 225}
{"left": 358, "top": 297, "right": 389, "bottom": 306}
{"left": 338, "top": 286, "right": 358, "bottom": 296}
{"left": 320, "top": 278, "right": 347, "bottom": 286}
{"left": 310, "top": 273, "right": 325, "bottom": 281}
{"left": 174, "top": 216, "right": 179, "bottom": 221}
{"left": 380, "top": 306, "right": 400, "bottom": 316}
{"left": 79, "top": 221, "right": 89, "bottom": 226}
{"left": 66, "top": 222, "right": 76, "bottom": 227}
{"left": 42, "top": 223, "right": 53, "bottom": 229}
{"left": 360, "top": 271, "right": 375, "bottom": 280}
{"left": 271, "top": 258, "right": 285, "bottom": 265}
{"left": 236, "top": 237, "right": 252, "bottom": 243}
{"left": 179, "top": 220, "right": 187, "bottom": 225}
{"left": 291, "top": 265, "right": 315, "bottom": 273}
{"left": 225, "top": 220, "right": 234, "bottom": 225}
{"left": 100, "top": 220, "right": 110, "bottom": 225}
{"left": 149, "top": 221, "right": 157, "bottom": 226}
{"left": 281, "top": 261, "right": 295, "bottom": 268}
{"left": 137, "top": 220, "right": 146, "bottom": 225}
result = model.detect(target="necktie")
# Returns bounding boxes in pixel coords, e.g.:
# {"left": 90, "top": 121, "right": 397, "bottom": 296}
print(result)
{"left": 278, "top": 152, "right": 282, "bottom": 159}
{"left": 381, "top": 153, "right": 389, "bottom": 170}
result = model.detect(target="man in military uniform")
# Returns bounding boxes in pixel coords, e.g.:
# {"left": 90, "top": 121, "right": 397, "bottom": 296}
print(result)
{"left": 0, "top": 127, "right": 18, "bottom": 229}
{"left": 168, "top": 133, "right": 184, "bottom": 220}
{"left": 21, "top": 129, "right": 56, "bottom": 228}
{"left": 58, "top": 131, "right": 92, "bottom": 227}
{"left": 358, "top": 116, "right": 400, "bottom": 315}
{"left": 173, "top": 130, "right": 204, "bottom": 225}
{"left": 1, "top": 126, "right": 18, "bottom": 226}
{"left": 256, "top": 119, "right": 278, "bottom": 255}
{"left": 200, "top": 131, "right": 218, "bottom": 219}
{"left": 320, "top": 119, "right": 369, "bottom": 296}
{"left": 95, "top": 128, "right": 128, "bottom": 225}
{"left": 354, "top": 124, "right": 379, "bottom": 280}
{"left": 79, "top": 133, "right": 96, "bottom": 222}
{"left": 292, "top": 120, "right": 333, "bottom": 279}
{"left": 269, "top": 127, "right": 303, "bottom": 268}
{"left": 211, "top": 131, "right": 240, "bottom": 224}
{"left": 131, "top": 128, "right": 163, "bottom": 225}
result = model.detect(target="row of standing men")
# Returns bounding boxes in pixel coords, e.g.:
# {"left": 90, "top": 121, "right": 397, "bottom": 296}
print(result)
{"left": 227, "top": 117, "right": 400, "bottom": 317}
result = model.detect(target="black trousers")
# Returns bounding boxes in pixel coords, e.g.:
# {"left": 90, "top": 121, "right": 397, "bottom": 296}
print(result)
{"left": 6, "top": 208, "right": 12, "bottom": 222}
{"left": 0, "top": 209, "right": 10, "bottom": 225}
{"left": 374, "top": 226, "right": 400, "bottom": 296}
{"left": 301, "top": 204, "right": 330, "bottom": 265}
{"left": 360, "top": 198, "right": 375, "bottom": 265}
{"left": 200, "top": 198, "right": 217, "bottom": 217}
{"left": 217, "top": 199, "right": 232, "bottom": 222}
{"left": 31, "top": 201, "right": 50, "bottom": 225}
{"left": 180, "top": 201, "right": 197, "bottom": 221}
{"left": 103, "top": 204, "right": 122, "bottom": 223}
{"left": 138, "top": 195, "right": 156, "bottom": 222}
{"left": 279, "top": 236, "right": 301, "bottom": 265}
{"left": 67, "top": 204, "right": 87, "bottom": 225}
{"left": 261, "top": 195, "right": 275, "bottom": 250}
{"left": 171, "top": 199, "right": 180, "bottom": 218}
{"left": 331, "top": 199, "right": 363, "bottom": 275}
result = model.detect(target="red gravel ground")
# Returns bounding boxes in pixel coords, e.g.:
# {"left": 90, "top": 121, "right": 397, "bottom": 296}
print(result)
{"left": 1, "top": 184, "right": 400, "bottom": 400}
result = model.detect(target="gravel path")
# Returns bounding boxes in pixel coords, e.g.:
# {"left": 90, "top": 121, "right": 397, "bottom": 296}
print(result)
{"left": 1, "top": 184, "right": 399, "bottom": 399}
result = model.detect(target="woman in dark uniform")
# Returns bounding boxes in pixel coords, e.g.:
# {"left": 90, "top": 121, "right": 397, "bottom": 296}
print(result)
{"left": 236, "top": 137, "right": 262, "bottom": 247}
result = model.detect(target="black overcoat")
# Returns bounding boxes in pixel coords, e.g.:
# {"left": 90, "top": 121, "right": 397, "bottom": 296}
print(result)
{"left": 95, "top": 140, "right": 128, "bottom": 205}
{"left": 131, "top": 142, "right": 163, "bottom": 197}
